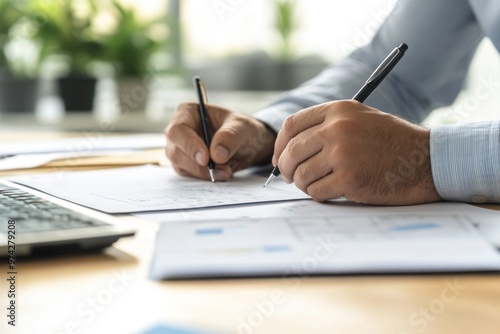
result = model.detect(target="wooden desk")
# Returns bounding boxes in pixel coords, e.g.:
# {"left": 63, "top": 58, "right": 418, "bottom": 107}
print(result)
{"left": 1, "top": 133, "right": 499, "bottom": 334}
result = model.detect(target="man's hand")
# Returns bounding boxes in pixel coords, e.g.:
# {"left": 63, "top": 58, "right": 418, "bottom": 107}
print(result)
{"left": 166, "top": 102, "right": 276, "bottom": 181}
{"left": 273, "top": 100, "right": 442, "bottom": 205}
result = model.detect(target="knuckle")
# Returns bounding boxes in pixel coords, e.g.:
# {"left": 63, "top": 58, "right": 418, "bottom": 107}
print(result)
{"left": 329, "top": 118, "right": 357, "bottom": 137}
{"left": 293, "top": 165, "right": 308, "bottom": 188}
{"left": 332, "top": 99, "right": 354, "bottom": 110}
{"left": 165, "top": 124, "right": 181, "bottom": 143}
{"left": 332, "top": 143, "right": 351, "bottom": 160}
{"left": 286, "top": 136, "right": 301, "bottom": 156}
{"left": 178, "top": 101, "right": 197, "bottom": 111}
{"left": 281, "top": 115, "right": 297, "bottom": 136}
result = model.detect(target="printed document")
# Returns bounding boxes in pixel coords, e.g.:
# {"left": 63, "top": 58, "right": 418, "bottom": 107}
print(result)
{"left": 9, "top": 165, "right": 309, "bottom": 213}
{"left": 150, "top": 213, "right": 500, "bottom": 279}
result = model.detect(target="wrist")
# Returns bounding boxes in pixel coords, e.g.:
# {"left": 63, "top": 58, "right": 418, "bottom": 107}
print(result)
{"left": 412, "top": 128, "right": 442, "bottom": 203}
{"left": 252, "top": 119, "right": 277, "bottom": 166}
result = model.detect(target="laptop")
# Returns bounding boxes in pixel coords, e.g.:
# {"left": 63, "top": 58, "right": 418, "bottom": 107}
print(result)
{"left": 0, "top": 179, "right": 136, "bottom": 257}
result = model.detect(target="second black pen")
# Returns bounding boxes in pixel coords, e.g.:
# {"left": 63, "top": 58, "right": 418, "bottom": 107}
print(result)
{"left": 264, "top": 43, "right": 408, "bottom": 187}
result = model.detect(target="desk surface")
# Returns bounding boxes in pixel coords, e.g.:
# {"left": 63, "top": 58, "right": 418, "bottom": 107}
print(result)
{"left": 1, "top": 133, "right": 499, "bottom": 334}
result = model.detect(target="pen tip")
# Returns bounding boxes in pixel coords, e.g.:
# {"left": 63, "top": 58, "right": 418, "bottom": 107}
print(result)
{"left": 209, "top": 169, "right": 216, "bottom": 183}
{"left": 264, "top": 174, "right": 275, "bottom": 188}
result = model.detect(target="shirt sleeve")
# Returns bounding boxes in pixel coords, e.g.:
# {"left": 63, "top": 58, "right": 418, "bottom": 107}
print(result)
{"left": 430, "top": 121, "right": 500, "bottom": 203}
{"left": 253, "top": 0, "right": 484, "bottom": 133}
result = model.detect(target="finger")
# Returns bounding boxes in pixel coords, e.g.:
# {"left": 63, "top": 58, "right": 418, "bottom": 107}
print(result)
{"left": 273, "top": 104, "right": 329, "bottom": 165}
{"left": 165, "top": 104, "right": 211, "bottom": 166}
{"left": 166, "top": 145, "right": 233, "bottom": 181}
{"left": 165, "top": 144, "right": 211, "bottom": 180}
{"left": 277, "top": 125, "right": 324, "bottom": 183}
{"left": 210, "top": 113, "right": 251, "bottom": 164}
{"left": 305, "top": 172, "right": 344, "bottom": 202}
{"left": 292, "top": 151, "right": 335, "bottom": 194}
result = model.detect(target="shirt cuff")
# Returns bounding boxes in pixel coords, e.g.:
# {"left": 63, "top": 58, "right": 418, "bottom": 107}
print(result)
{"left": 430, "top": 121, "right": 500, "bottom": 203}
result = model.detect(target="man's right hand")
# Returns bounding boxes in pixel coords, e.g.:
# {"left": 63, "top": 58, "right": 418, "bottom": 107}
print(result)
{"left": 165, "top": 102, "right": 276, "bottom": 181}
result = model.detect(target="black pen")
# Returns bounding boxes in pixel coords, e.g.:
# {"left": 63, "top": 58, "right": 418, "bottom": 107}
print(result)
{"left": 264, "top": 43, "right": 408, "bottom": 187}
{"left": 193, "top": 76, "right": 216, "bottom": 183}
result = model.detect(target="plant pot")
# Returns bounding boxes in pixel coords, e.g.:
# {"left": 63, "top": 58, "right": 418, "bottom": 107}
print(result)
{"left": 267, "top": 56, "right": 328, "bottom": 91}
{"left": 116, "top": 77, "right": 149, "bottom": 113}
{"left": 0, "top": 75, "right": 39, "bottom": 113}
{"left": 188, "top": 52, "right": 328, "bottom": 91}
{"left": 57, "top": 76, "right": 97, "bottom": 112}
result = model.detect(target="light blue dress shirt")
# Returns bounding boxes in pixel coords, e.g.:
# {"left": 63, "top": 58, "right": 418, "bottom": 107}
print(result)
{"left": 253, "top": 0, "right": 500, "bottom": 203}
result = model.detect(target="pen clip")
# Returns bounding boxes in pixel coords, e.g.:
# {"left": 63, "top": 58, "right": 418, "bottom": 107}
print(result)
{"left": 198, "top": 79, "right": 209, "bottom": 106}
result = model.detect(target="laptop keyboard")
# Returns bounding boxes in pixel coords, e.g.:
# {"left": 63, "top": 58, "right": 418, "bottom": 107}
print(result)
{"left": 0, "top": 184, "right": 108, "bottom": 234}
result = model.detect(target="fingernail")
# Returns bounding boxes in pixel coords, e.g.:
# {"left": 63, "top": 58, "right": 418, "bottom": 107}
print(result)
{"left": 215, "top": 170, "right": 230, "bottom": 181}
{"left": 215, "top": 145, "right": 229, "bottom": 160}
{"left": 195, "top": 152, "right": 204, "bottom": 165}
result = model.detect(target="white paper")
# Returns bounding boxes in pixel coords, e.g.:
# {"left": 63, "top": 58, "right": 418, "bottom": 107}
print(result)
{"left": 150, "top": 213, "right": 500, "bottom": 279}
{"left": 135, "top": 200, "right": 500, "bottom": 247}
{"left": 0, "top": 134, "right": 165, "bottom": 156}
{"left": 9, "top": 165, "right": 309, "bottom": 213}
{"left": 0, "top": 150, "right": 136, "bottom": 171}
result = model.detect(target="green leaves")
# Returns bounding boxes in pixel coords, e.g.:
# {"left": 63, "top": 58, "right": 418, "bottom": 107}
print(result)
{"left": 0, "top": 1, "right": 23, "bottom": 68}
{"left": 100, "top": 1, "right": 167, "bottom": 76}
{"left": 101, "top": 0, "right": 167, "bottom": 77}
{"left": 274, "top": 0, "right": 299, "bottom": 61}
{"left": 5, "top": 0, "right": 170, "bottom": 77}
{"left": 30, "top": 0, "right": 106, "bottom": 75}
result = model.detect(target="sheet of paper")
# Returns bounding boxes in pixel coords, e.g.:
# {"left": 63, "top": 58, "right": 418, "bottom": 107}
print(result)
{"left": 135, "top": 200, "right": 500, "bottom": 247}
{"left": 8, "top": 165, "right": 309, "bottom": 213}
{"left": 0, "top": 150, "right": 143, "bottom": 171}
{"left": 459, "top": 205, "right": 500, "bottom": 247}
{"left": 0, "top": 134, "right": 165, "bottom": 156}
{"left": 150, "top": 213, "right": 500, "bottom": 279}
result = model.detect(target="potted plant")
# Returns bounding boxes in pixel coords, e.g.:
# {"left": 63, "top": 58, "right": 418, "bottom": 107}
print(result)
{"left": 0, "top": 1, "right": 39, "bottom": 113}
{"left": 189, "top": 0, "right": 325, "bottom": 92}
{"left": 271, "top": 0, "right": 327, "bottom": 90}
{"left": 31, "top": 0, "right": 106, "bottom": 112}
{"left": 101, "top": 1, "right": 169, "bottom": 113}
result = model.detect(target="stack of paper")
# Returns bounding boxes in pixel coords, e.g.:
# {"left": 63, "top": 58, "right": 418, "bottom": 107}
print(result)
{"left": 7, "top": 164, "right": 500, "bottom": 280}
{"left": 150, "top": 213, "right": 500, "bottom": 279}
{"left": 0, "top": 134, "right": 165, "bottom": 171}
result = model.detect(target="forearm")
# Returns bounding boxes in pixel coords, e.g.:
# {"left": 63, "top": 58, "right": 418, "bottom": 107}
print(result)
{"left": 253, "top": 47, "right": 428, "bottom": 133}
{"left": 430, "top": 120, "right": 500, "bottom": 203}
{"left": 254, "top": 0, "right": 484, "bottom": 132}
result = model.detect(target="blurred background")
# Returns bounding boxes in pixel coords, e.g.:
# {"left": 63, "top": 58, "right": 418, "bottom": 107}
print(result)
{"left": 0, "top": 0, "right": 499, "bottom": 133}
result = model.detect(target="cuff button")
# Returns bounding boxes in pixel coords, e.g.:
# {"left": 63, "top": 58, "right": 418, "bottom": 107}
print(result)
{"left": 471, "top": 195, "right": 487, "bottom": 203}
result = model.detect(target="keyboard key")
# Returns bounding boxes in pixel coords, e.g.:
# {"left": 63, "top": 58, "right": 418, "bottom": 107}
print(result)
{"left": 0, "top": 183, "right": 112, "bottom": 234}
